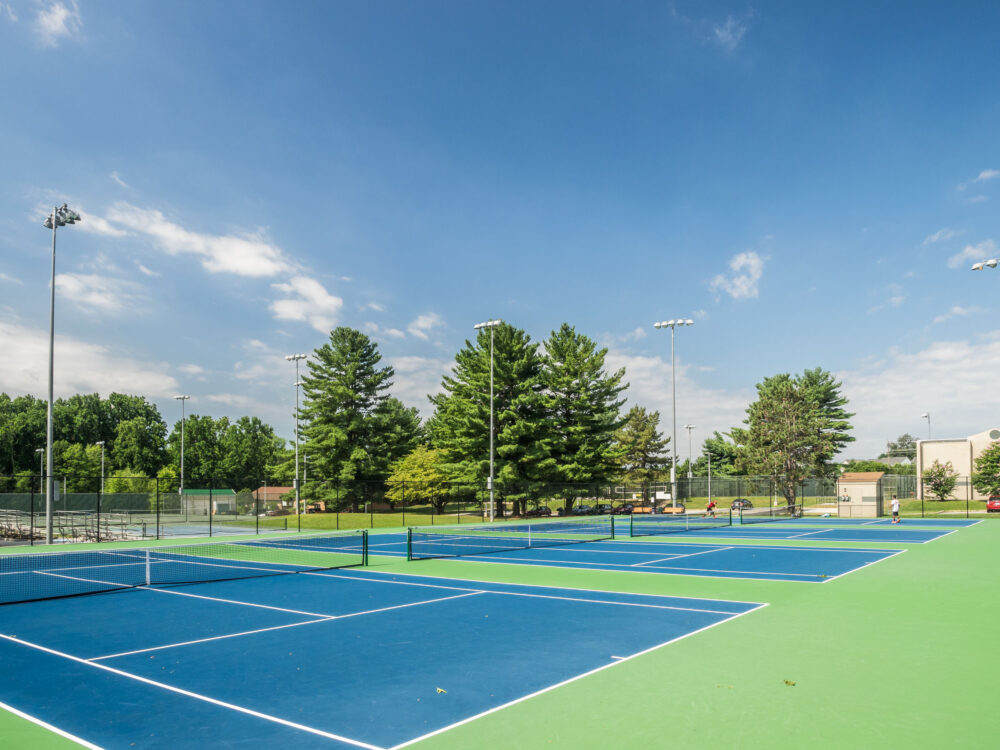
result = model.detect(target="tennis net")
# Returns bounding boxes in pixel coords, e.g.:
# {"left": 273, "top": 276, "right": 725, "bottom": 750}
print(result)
{"left": 407, "top": 517, "right": 615, "bottom": 561}
{"left": 739, "top": 505, "right": 802, "bottom": 525}
{"left": 0, "top": 530, "right": 367, "bottom": 606}
{"left": 629, "top": 511, "right": 732, "bottom": 537}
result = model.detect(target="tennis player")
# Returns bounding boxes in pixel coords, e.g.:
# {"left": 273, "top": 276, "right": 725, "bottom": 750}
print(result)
{"left": 705, "top": 499, "right": 717, "bottom": 518}
{"left": 890, "top": 494, "right": 900, "bottom": 524}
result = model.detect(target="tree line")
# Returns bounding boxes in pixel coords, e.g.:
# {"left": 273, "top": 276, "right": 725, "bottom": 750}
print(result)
{"left": 3, "top": 322, "right": 885, "bottom": 509}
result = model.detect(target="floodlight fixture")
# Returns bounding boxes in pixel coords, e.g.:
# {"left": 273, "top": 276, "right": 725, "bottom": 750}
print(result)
{"left": 972, "top": 262, "right": 985, "bottom": 271}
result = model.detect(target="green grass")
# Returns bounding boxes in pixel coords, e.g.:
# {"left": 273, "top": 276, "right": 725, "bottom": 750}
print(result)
{"left": 1, "top": 520, "right": 996, "bottom": 748}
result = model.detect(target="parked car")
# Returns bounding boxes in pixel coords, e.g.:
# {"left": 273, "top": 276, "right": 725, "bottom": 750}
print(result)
{"left": 593, "top": 503, "right": 614, "bottom": 515}
{"left": 525, "top": 505, "right": 552, "bottom": 517}
{"left": 571, "top": 505, "right": 594, "bottom": 515}
{"left": 988, "top": 496, "right": 1000, "bottom": 513}
{"left": 730, "top": 498, "right": 753, "bottom": 510}
{"left": 612, "top": 503, "right": 634, "bottom": 515}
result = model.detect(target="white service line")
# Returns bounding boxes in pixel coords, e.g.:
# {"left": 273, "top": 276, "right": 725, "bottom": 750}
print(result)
{"left": 632, "top": 546, "right": 733, "bottom": 566}
{"left": 386, "top": 602, "right": 768, "bottom": 750}
{"left": 0, "top": 699, "right": 104, "bottom": 749}
{"left": 0, "top": 633, "right": 386, "bottom": 750}
{"left": 786, "top": 530, "right": 830, "bottom": 539}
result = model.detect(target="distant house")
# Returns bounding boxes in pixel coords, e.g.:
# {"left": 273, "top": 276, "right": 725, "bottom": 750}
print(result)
{"left": 254, "top": 486, "right": 295, "bottom": 510}
{"left": 877, "top": 456, "right": 912, "bottom": 466}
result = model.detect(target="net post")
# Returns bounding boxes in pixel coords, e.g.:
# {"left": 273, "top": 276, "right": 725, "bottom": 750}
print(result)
{"left": 629, "top": 512, "right": 634, "bottom": 538}
{"left": 145, "top": 548, "right": 151, "bottom": 586}
{"left": 610, "top": 514, "right": 615, "bottom": 539}
{"left": 406, "top": 527, "right": 413, "bottom": 561}
{"left": 362, "top": 529, "right": 368, "bottom": 566}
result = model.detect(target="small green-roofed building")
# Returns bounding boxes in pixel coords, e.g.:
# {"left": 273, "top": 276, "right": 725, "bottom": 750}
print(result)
{"left": 178, "top": 488, "right": 237, "bottom": 515}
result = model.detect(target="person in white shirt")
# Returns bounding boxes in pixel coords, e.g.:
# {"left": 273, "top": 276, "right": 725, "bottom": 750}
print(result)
{"left": 890, "top": 494, "right": 900, "bottom": 524}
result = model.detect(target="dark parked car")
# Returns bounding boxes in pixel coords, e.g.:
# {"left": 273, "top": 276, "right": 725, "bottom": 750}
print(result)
{"left": 525, "top": 505, "right": 552, "bottom": 517}
{"left": 571, "top": 505, "right": 594, "bottom": 515}
{"left": 593, "top": 503, "right": 614, "bottom": 515}
{"left": 612, "top": 503, "right": 634, "bottom": 515}
{"left": 730, "top": 498, "right": 753, "bottom": 510}
{"left": 987, "top": 496, "right": 1000, "bottom": 513}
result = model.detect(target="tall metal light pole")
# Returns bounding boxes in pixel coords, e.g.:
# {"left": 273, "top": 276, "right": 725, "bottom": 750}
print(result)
{"left": 683, "top": 424, "right": 696, "bottom": 479}
{"left": 653, "top": 319, "right": 693, "bottom": 508}
{"left": 175, "top": 396, "right": 190, "bottom": 498}
{"left": 706, "top": 451, "right": 713, "bottom": 506}
{"left": 474, "top": 320, "right": 502, "bottom": 521}
{"left": 36, "top": 448, "right": 44, "bottom": 489}
{"left": 285, "top": 353, "right": 307, "bottom": 517}
{"left": 920, "top": 412, "right": 931, "bottom": 440}
{"left": 43, "top": 203, "right": 81, "bottom": 543}
{"left": 303, "top": 454, "right": 308, "bottom": 485}
{"left": 95, "top": 441, "right": 105, "bottom": 493}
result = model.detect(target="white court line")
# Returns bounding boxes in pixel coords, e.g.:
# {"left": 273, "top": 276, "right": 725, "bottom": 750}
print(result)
{"left": 387, "top": 602, "right": 768, "bottom": 750}
{"left": 312, "top": 569, "right": 767, "bottom": 607}
{"left": 819, "top": 548, "right": 907, "bottom": 583}
{"left": 91, "top": 592, "right": 484, "bottom": 661}
{"left": 0, "top": 699, "right": 103, "bottom": 749}
{"left": 787, "top": 530, "right": 830, "bottom": 539}
{"left": 632, "top": 547, "right": 733, "bottom": 566}
{"left": 0, "top": 633, "right": 386, "bottom": 750}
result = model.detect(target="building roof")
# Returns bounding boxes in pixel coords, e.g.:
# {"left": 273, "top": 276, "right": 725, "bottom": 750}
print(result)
{"left": 839, "top": 472, "right": 885, "bottom": 482}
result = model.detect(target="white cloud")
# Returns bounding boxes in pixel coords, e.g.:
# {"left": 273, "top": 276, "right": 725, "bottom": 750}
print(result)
{"left": 0, "top": 273, "right": 23, "bottom": 285}
{"left": 923, "top": 228, "right": 962, "bottom": 245}
{"left": 1, "top": 3, "right": 18, "bottom": 22}
{"left": 968, "top": 195, "right": 988, "bottom": 204}
{"left": 363, "top": 302, "right": 386, "bottom": 312}
{"left": 390, "top": 356, "right": 453, "bottom": 415}
{"left": 407, "top": 312, "right": 444, "bottom": 340}
{"left": 383, "top": 328, "right": 406, "bottom": 339}
{"left": 712, "top": 14, "right": 750, "bottom": 51}
{"left": 75, "top": 211, "right": 128, "bottom": 238}
{"left": 948, "top": 240, "right": 996, "bottom": 269}
{"left": 233, "top": 339, "right": 289, "bottom": 385}
{"left": 709, "top": 251, "right": 765, "bottom": 300}
{"left": 604, "top": 348, "right": 752, "bottom": 457}
{"left": 269, "top": 276, "right": 343, "bottom": 333}
{"left": 841, "top": 336, "right": 1000, "bottom": 458}
{"left": 110, "top": 171, "right": 128, "bottom": 188}
{"left": 178, "top": 364, "right": 205, "bottom": 375}
{"left": 621, "top": 326, "right": 647, "bottom": 342}
{"left": 105, "top": 203, "right": 293, "bottom": 278}
{"left": 974, "top": 169, "right": 1000, "bottom": 183}
{"left": 135, "top": 262, "right": 159, "bottom": 277}
{"left": 932, "top": 306, "right": 983, "bottom": 325}
{"left": 34, "top": 1, "right": 81, "bottom": 47}
{"left": 55, "top": 273, "right": 143, "bottom": 313}
{"left": 0, "top": 319, "right": 177, "bottom": 397}
{"left": 205, "top": 393, "right": 254, "bottom": 408}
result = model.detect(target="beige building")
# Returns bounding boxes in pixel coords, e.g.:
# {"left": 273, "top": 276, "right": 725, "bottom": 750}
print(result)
{"left": 915, "top": 428, "right": 1000, "bottom": 500}
{"left": 837, "top": 472, "right": 884, "bottom": 518}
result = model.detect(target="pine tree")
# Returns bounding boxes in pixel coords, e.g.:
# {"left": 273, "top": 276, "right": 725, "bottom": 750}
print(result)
{"left": 613, "top": 406, "right": 670, "bottom": 487}
{"left": 541, "top": 323, "right": 627, "bottom": 489}
{"left": 428, "top": 323, "right": 551, "bottom": 515}
{"left": 300, "top": 328, "right": 418, "bottom": 487}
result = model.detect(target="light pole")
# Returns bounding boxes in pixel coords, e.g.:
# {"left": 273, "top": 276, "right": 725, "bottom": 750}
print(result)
{"left": 43, "top": 203, "right": 81, "bottom": 543}
{"left": 653, "top": 319, "right": 694, "bottom": 508}
{"left": 303, "top": 454, "right": 308, "bottom": 485}
{"left": 474, "top": 319, "right": 503, "bottom": 521}
{"left": 95, "top": 441, "right": 105, "bottom": 493}
{"left": 683, "top": 424, "right": 696, "bottom": 479}
{"left": 285, "top": 353, "right": 307, "bottom": 518}
{"left": 36, "top": 448, "right": 44, "bottom": 489}
{"left": 921, "top": 412, "right": 931, "bottom": 440}
{"left": 706, "top": 451, "right": 713, "bottom": 507}
{"left": 175, "top": 396, "right": 190, "bottom": 498}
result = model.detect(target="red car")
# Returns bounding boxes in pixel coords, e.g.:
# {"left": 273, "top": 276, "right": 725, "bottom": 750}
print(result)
{"left": 987, "top": 496, "right": 1000, "bottom": 513}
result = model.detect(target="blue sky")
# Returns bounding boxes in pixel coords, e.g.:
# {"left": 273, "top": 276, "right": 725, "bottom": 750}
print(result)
{"left": 1, "top": 1, "right": 999, "bottom": 460}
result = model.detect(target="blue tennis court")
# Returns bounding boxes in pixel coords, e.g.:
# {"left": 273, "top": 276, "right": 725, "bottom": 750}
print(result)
{"left": 0, "top": 567, "right": 762, "bottom": 749}
{"left": 692, "top": 525, "right": 954, "bottom": 543}
{"left": 367, "top": 532, "right": 903, "bottom": 582}
{"left": 784, "top": 517, "right": 980, "bottom": 527}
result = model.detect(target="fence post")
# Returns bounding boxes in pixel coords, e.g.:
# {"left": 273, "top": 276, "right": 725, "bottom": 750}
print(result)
{"left": 156, "top": 476, "right": 161, "bottom": 540}
{"left": 96, "top": 476, "right": 102, "bottom": 543}
{"left": 30, "top": 481, "right": 35, "bottom": 546}
{"left": 256, "top": 487, "right": 260, "bottom": 534}
{"left": 209, "top": 477, "right": 213, "bottom": 537}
